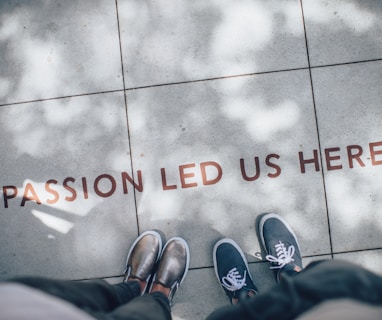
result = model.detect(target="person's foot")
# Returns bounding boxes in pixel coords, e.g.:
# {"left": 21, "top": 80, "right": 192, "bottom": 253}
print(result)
{"left": 124, "top": 230, "right": 162, "bottom": 294}
{"left": 213, "top": 238, "right": 257, "bottom": 304}
{"left": 149, "top": 237, "right": 190, "bottom": 305}
{"left": 258, "top": 213, "right": 303, "bottom": 282}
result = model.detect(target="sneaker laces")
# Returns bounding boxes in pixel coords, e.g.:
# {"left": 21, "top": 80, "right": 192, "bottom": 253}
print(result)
{"left": 266, "top": 241, "right": 295, "bottom": 269}
{"left": 221, "top": 267, "right": 247, "bottom": 291}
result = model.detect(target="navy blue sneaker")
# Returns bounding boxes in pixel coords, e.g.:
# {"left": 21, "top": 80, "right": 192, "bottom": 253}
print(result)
{"left": 213, "top": 238, "right": 257, "bottom": 303}
{"left": 258, "top": 213, "right": 303, "bottom": 282}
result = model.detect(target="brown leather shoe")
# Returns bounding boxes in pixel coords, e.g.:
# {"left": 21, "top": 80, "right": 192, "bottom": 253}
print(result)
{"left": 124, "top": 231, "right": 162, "bottom": 294}
{"left": 150, "top": 237, "right": 190, "bottom": 304}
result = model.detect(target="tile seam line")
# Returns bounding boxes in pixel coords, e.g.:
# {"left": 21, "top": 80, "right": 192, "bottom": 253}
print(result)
{"left": 124, "top": 67, "right": 310, "bottom": 91}
{"left": 115, "top": 0, "right": 141, "bottom": 234}
{"left": 191, "top": 249, "right": 339, "bottom": 269}
{"left": 0, "top": 68, "right": 311, "bottom": 107}
{"left": 310, "top": 58, "right": 382, "bottom": 70}
{"left": 0, "top": 68, "right": 309, "bottom": 107}
{"left": 300, "top": 0, "right": 333, "bottom": 259}
{"left": 0, "top": 67, "right": 305, "bottom": 107}
{"left": 332, "top": 247, "right": 382, "bottom": 255}
{"left": 74, "top": 247, "right": 382, "bottom": 281}
{"left": 178, "top": 246, "right": 382, "bottom": 272}
{"left": 123, "top": 57, "right": 382, "bottom": 91}
{"left": 0, "top": 88, "right": 125, "bottom": 107}
{"left": 190, "top": 252, "right": 340, "bottom": 271}
{"left": 1, "top": 58, "right": 381, "bottom": 107}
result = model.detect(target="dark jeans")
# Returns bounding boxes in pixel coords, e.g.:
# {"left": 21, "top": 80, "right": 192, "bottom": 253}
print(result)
{"left": 10, "top": 277, "right": 171, "bottom": 320}
{"left": 207, "top": 260, "right": 382, "bottom": 320}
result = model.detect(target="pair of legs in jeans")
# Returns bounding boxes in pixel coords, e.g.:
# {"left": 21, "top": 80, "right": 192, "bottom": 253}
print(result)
{"left": 5, "top": 214, "right": 382, "bottom": 319}
{"left": 9, "top": 233, "right": 190, "bottom": 320}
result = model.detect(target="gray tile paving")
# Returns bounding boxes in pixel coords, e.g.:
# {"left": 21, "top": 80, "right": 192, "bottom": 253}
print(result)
{"left": 334, "top": 249, "right": 382, "bottom": 275}
{"left": 118, "top": 0, "right": 308, "bottom": 88}
{"left": 0, "top": 0, "right": 123, "bottom": 105}
{"left": 128, "top": 71, "right": 331, "bottom": 269}
{"left": 303, "top": 0, "right": 382, "bottom": 66}
{"left": 0, "top": 92, "right": 138, "bottom": 280}
{"left": 312, "top": 61, "right": 382, "bottom": 253}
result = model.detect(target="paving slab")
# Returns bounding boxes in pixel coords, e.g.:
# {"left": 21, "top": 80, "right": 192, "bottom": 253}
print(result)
{"left": 334, "top": 249, "right": 382, "bottom": 275}
{"left": 312, "top": 61, "right": 382, "bottom": 253}
{"left": 127, "top": 69, "right": 331, "bottom": 270}
{"left": 0, "top": 0, "right": 123, "bottom": 105}
{"left": 303, "top": 0, "right": 382, "bottom": 66}
{"left": 0, "top": 92, "right": 138, "bottom": 280}
{"left": 118, "top": 0, "right": 308, "bottom": 88}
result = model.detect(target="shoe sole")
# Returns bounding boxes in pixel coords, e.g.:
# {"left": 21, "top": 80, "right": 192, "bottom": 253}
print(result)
{"left": 258, "top": 213, "right": 301, "bottom": 256}
{"left": 212, "top": 238, "right": 254, "bottom": 285}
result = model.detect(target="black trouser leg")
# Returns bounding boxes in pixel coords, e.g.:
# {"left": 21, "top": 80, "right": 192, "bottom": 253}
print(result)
{"left": 207, "top": 260, "right": 382, "bottom": 320}
{"left": 10, "top": 277, "right": 140, "bottom": 316}
{"left": 109, "top": 292, "right": 172, "bottom": 320}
